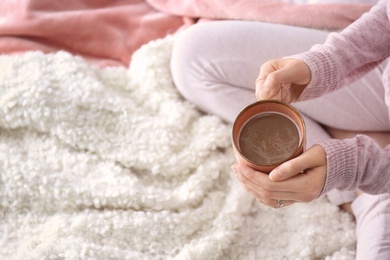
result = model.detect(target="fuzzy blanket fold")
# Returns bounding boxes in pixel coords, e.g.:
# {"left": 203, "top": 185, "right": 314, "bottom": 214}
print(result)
{"left": 0, "top": 36, "right": 357, "bottom": 259}
{"left": 147, "top": 0, "right": 373, "bottom": 29}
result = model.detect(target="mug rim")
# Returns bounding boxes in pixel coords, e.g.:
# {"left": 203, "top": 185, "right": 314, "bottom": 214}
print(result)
{"left": 232, "top": 100, "right": 306, "bottom": 168}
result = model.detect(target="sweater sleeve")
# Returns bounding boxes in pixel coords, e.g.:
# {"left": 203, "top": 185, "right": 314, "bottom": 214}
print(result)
{"left": 291, "top": 0, "right": 390, "bottom": 101}
{"left": 319, "top": 136, "right": 390, "bottom": 195}
{"left": 289, "top": 0, "right": 390, "bottom": 195}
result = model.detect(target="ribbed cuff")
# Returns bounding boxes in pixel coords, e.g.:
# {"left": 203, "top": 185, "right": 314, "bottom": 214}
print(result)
{"left": 287, "top": 47, "right": 338, "bottom": 101}
{"left": 318, "top": 138, "right": 358, "bottom": 196}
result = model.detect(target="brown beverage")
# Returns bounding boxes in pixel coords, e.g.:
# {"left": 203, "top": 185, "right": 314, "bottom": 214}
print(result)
{"left": 238, "top": 112, "right": 300, "bottom": 165}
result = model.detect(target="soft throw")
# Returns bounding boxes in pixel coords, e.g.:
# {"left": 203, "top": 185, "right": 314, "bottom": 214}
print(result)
{"left": 0, "top": 36, "right": 357, "bottom": 259}
{"left": 0, "top": 0, "right": 373, "bottom": 67}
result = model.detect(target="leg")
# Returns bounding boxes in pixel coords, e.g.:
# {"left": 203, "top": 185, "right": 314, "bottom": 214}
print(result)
{"left": 171, "top": 20, "right": 331, "bottom": 123}
{"left": 352, "top": 193, "right": 390, "bottom": 260}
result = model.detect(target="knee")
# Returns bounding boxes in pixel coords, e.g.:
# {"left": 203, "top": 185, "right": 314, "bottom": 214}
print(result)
{"left": 170, "top": 24, "right": 211, "bottom": 102}
{"left": 353, "top": 193, "right": 390, "bottom": 260}
{"left": 353, "top": 193, "right": 390, "bottom": 220}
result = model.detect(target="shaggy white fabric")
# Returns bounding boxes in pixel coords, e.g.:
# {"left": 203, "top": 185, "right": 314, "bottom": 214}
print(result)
{"left": 0, "top": 36, "right": 357, "bottom": 259}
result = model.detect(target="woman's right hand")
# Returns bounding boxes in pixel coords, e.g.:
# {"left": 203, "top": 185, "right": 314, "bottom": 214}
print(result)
{"left": 255, "top": 58, "right": 312, "bottom": 102}
{"left": 232, "top": 144, "right": 328, "bottom": 208}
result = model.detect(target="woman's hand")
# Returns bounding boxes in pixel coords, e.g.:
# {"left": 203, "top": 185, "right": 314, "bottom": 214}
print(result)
{"left": 255, "top": 58, "right": 311, "bottom": 102}
{"left": 231, "top": 145, "right": 327, "bottom": 208}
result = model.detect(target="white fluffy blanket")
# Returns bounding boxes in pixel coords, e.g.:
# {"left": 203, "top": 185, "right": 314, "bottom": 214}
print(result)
{"left": 0, "top": 36, "right": 356, "bottom": 259}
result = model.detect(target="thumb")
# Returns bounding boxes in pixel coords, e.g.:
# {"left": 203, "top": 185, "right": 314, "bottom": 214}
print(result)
{"left": 269, "top": 145, "right": 326, "bottom": 181}
{"left": 268, "top": 157, "right": 304, "bottom": 182}
{"left": 257, "top": 61, "right": 303, "bottom": 100}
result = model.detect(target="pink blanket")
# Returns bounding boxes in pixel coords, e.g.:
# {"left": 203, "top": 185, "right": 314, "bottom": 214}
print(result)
{"left": 0, "top": 0, "right": 373, "bottom": 67}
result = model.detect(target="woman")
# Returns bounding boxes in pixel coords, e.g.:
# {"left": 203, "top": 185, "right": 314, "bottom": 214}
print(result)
{"left": 170, "top": 0, "right": 390, "bottom": 259}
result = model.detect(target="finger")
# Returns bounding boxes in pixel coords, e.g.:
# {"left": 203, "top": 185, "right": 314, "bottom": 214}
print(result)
{"left": 276, "top": 60, "right": 311, "bottom": 86}
{"left": 233, "top": 164, "right": 287, "bottom": 193}
{"left": 256, "top": 71, "right": 282, "bottom": 100}
{"left": 246, "top": 186, "right": 296, "bottom": 209}
{"left": 256, "top": 60, "right": 278, "bottom": 82}
{"left": 256, "top": 60, "right": 282, "bottom": 100}
{"left": 240, "top": 173, "right": 308, "bottom": 202}
{"left": 255, "top": 78, "right": 267, "bottom": 100}
{"left": 269, "top": 145, "right": 326, "bottom": 181}
{"left": 234, "top": 165, "right": 301, "bottom": 200}
{"left": 235, "top": 164, "right": 320, "bottom": 202}
{"left": 256, "top": 67, "right": 286, "bottom": 100}
{"left": 258, "top": 60, "right": 310, "bottom": 100}
{"left": 280, "top": 83, "right": 292, "bottom": 102}
{"left": 267, "top": 88, "right": 282, "bottom": 101}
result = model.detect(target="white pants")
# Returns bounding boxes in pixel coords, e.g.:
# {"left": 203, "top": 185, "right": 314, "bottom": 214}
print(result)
{"left": 170, "top": 21, "right": 390, "bottom": 259}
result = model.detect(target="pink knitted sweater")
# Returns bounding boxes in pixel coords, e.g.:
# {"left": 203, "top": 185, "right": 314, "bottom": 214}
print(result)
{"left": 294, "top": 0, "right": 390, "bottom": 195}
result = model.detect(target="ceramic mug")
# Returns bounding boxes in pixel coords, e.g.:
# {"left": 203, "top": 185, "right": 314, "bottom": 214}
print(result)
{"left": 232, "top": 100, "right": 306, "bottom": 173}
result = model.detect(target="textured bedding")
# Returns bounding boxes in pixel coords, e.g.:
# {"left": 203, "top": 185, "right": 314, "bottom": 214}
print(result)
{"left": 0, "top": 0, "right": 372, "bottom": 67}
{"left": 0, "top": 36, "right": 357, "bottom": 259}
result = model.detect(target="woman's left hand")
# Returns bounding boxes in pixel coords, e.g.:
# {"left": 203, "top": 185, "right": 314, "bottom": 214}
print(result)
{"left": 231, "top": 145, "right": 327, "bottom": 208}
